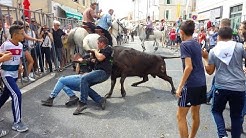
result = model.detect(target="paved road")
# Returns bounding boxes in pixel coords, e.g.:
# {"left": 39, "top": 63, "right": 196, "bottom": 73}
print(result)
{"left": 0, "top": 37, "right": 245, "bottom": 138}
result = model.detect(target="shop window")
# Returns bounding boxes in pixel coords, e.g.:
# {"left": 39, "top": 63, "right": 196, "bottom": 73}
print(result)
{"left": 230, "top": 4, "right": 242, "bottom": 31}
{"left": 165, "top": 10, "right": 169, "bottom": 20}
{"left": 166, "top": 0, "right": 171, "bottom": 4}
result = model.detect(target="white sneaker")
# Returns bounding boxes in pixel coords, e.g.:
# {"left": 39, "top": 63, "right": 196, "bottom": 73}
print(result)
{"left": 29, "top": 72, "right": 34, "bottom": 78}
{"left": 22, "top": 77, "right": 35, "bottom": 82}
{"left": 28, "top": 76, "right": 35, "bottom": 82}
{"left": 22, "top": 77, "right": 29, "bottom": 82}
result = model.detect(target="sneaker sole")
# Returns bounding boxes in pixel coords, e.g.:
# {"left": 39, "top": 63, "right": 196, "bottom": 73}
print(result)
{"left": 12, "top": 127, "right": 28, "bottom": 132}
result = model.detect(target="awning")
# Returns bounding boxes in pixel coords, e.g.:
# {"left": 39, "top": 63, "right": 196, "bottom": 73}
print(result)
{"left": 59, "top": 5, "right": 82, "bottom": 20}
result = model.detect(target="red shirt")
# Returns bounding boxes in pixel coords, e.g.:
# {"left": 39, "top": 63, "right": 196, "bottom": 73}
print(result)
{"left": 169, "top": 30, "right": 176, "bottom": 40}
{"left": 198, "top": 32, "right": 206, "bottom": 44}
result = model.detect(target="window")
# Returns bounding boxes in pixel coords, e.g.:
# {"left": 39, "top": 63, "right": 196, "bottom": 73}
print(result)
{"left": 230, "top": 4, "right": 242, "bottom": 31}
{"left": 166, "top": 0, "right": 171, "bottom": 4}
{"left": 165, "top": 10, "right": 169, "bottom": 20}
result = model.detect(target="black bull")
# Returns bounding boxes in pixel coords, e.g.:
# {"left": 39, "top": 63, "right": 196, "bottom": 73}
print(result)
{"left": 105, "top": 46, "right": 178, "bottom": 98}
{"left": 74, "top": 46, "right": 178, "bottom": 98}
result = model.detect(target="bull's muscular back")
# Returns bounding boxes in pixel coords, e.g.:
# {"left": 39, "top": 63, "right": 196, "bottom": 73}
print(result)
{"left": 112, "top": 46, "right": 166, "bottom": 77}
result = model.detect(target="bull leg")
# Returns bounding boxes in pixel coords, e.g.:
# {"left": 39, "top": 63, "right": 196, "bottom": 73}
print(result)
{"left": 131, "top": 76, "right": 149, "bottom": 87}
{"left": 120, "top": 75, "right": 127, "bottom": 97}
{"left": 158, "top": 74, "right": 176, "bottom": 95}
{"left": 105, "top": 77, "right": 117, "bottom": 98}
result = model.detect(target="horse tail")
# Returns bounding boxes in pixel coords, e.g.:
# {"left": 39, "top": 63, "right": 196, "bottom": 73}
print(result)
{"left": 67, "top": 28, "right": 77, "bottom": 49}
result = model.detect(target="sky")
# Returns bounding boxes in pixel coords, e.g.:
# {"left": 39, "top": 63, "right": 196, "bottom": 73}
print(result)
{"left": 97, "top": 0, "right": 132, "bottom": 18}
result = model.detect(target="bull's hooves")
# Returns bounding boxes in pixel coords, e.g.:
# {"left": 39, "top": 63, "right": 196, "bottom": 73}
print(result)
{"left": 105, "top": 94, "right": 112, "bottom": 98}
{"left": 121, "top": 93, "right": 126, "bottom": 97}
{"left": 131, "top": 84, "right": 138, "bottom": 87}
{"left": 171, "top": 90, "right": 176, "bottom": 95}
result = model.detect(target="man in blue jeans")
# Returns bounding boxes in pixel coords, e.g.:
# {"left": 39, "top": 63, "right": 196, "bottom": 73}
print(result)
{"left": 73, "top": 36, "right": 112, "bottom": 115}
{"left": 202, "top": 27, "right": 246, "bottom": 138}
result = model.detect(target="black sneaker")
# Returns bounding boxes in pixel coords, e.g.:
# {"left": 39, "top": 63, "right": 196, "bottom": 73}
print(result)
{"left": 41, "top": 97, "right": 54, "bottom": 106}
{"left": 65, "top": 96, "right": 79, "bottom": 107}
{"left": 99, "top": 97, "right": 106, "bottom": 110}
{"left": 73, "top": 101, "right": 87, "bottom": 115}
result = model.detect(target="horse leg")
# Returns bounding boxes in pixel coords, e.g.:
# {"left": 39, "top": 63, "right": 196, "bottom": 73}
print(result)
{"left": 157, "top": 73, "right": 176, "bottom": 95}
{"left": 120, "top": 74, "right": 127, "bottom": 97}
{"left": 105, "top": 76, "right": 117, "bottom": 98}
{"left": 154, "top": 40, "right": 159, "bottom": 51}
{"left": 141, "top": 41, "right": 146, "bottom": 52}
{"left": 131, "top": 76, "right": 149, "bottom": 87}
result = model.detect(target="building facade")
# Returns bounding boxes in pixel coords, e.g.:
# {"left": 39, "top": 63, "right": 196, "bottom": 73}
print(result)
{"left": 132, "top": 0, "right": 193, "bottom": 23}
{"left": 196, "top": 0, "right": 246, "bottom": 30}
{"left": 2, "top": 0, "right": 93, "bottom": 20}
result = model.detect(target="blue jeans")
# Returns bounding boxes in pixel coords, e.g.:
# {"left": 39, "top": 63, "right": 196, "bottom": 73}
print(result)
{"left": 241, "top": 93, "right": 246, "bottom": 130}
{"left": 212, "top": 89, "right": 245, "bottom": 138}
{"left": 50, "top": 75, "right": 81, "bottom": 98}
{"left": 80, "top": 70, "right": 109, "bottom": 104}
{"left": 207, "top": 77, "right": 215, "bottom": 103}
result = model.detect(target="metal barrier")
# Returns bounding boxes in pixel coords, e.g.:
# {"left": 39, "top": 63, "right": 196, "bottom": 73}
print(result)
{"left": 0, "top": 4, "right": 81, "bottom": 87}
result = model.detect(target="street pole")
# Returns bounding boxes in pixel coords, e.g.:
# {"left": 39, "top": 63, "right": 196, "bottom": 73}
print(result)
{"left": 146, "top": 0, "right": 148, "bottom": 17}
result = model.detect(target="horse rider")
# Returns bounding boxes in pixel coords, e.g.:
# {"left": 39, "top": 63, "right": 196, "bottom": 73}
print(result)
{"left": 82, "top": 2, "right": 102, "bottom": 33}
{"left": 96, "top": 9, "right": 114, "bottom": 46}
{"left": 159, "top": 19, "right": 165, "bottom": 31}
{"left": 145, "top": 16, "right": 153, "bottom": 40}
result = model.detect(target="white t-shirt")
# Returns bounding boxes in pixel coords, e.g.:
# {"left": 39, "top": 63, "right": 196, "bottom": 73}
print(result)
{"left": 0, "top": 40, "right": 23, "bottom": 78}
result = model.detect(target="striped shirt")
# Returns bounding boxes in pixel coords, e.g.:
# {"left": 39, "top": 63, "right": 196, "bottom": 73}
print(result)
{"left": 0, "top": 40, "right": 23, "bottom": 78}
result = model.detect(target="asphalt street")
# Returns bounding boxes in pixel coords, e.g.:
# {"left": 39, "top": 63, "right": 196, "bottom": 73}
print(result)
{"left": 0, "top": 37, "right": 245, "bottom": 138}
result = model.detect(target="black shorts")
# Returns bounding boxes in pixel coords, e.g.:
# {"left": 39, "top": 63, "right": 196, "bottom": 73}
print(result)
{"left": 178, "top": 85, "right": 207, "bottom": 107}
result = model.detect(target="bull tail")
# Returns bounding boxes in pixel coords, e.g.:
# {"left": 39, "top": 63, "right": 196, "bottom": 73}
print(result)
{"left": 160, "top": 56, "right": 180, "bottom": 59}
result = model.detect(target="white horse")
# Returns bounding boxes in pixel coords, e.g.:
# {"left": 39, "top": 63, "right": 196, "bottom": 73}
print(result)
{"left": 67, "top": 27, "right": 89, "bottom": 56}
{"left": 135, "top": 24, "right": 163, "bottom": 52}
{"left": 82, "top": 20, "right": 125, "bottom": 50}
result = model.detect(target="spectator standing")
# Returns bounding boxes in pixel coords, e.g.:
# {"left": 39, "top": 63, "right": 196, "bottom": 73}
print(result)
{"left": 176, "top": 20, "right": 207, "bottom": 138}
{"left": 202, "top": 27, "right": 245, "bottom": 138}
{"left": 52, "top": 20, "right": 66, "bottom": 72}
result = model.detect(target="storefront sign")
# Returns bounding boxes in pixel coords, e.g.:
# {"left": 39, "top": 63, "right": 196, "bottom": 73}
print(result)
{"left": 198, "top": 6, "right": 222, "bottom": 21}
{"left": 0, "top": 0, "right": 12, "bottom": 6}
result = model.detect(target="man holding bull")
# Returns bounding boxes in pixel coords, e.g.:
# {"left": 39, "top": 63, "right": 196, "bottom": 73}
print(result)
{"left": 73, "top": 36, "right": 112, "bottom": 115}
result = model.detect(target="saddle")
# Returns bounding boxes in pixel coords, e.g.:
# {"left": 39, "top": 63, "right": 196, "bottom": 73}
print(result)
{"left": 81, "top": 25, "right": 92, "bottom": 34}
{"left": 81, "top": 25, "right": 105, "bottom": 36}
{"left": 95, "top": 29, "right": 104, "bottom": 36}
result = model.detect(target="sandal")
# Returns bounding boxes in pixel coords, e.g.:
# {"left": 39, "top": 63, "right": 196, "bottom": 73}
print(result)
{"left": 0, "top": 129, "right": 9, "bottom": 137}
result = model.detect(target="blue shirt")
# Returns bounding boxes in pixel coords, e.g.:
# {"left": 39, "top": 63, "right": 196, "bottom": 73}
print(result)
{"left": 180, "top": 39, "right": 206, "bottom": 87}
{"left": 97, "top": 14, "right": 112, "bottom": 30}
{"left": 209, "top": 32, "right": 218, "bottom": 46}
